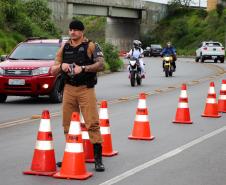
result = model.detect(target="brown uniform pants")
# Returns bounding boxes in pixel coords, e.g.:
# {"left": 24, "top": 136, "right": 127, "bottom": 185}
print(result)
{"left": 62, "top": 84, "right": 103, "bottom": 144}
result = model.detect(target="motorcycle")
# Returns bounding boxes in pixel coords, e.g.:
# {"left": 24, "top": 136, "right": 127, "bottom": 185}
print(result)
{"left": 163, "top": 55, "right": 174, "bottom": 77}
{"left": 128, "top": 57, "right": 142, "bottom": 87}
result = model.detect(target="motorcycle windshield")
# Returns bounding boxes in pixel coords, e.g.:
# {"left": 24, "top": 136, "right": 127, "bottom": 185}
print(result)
{"left": 129, "top": 60, "right": 137, "bottom": 66}
{"left": 163, "top": 56, "right": 173, "bottom": 61}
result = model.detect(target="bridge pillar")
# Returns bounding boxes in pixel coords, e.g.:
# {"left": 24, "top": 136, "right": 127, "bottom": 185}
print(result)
{"left": 105, "top": 17, "right": 140, "bottom": 51}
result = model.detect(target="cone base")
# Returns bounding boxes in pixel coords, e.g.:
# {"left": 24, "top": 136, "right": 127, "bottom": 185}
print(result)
{"left": 53, "top": 171, "right": 93, "bottom": 180}
{"left": 23, "top": 170, "right": 56, "bottom": 176}
{"left": 102, "top": 151, "right": 118, "bottom": 157}
{"left": 201, "top": 114, "right": 221, "bottom": 118}
{"left": 173, "top": 120, "right": 193, "bottom": 124}
{"left": 85, "top": 159, "right": 95, "bottom": 163}
{"left": 128, "top": 135, "right": 155, "bottom": 140}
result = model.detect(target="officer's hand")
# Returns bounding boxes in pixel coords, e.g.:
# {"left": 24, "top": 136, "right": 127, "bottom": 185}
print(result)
{"left": 73, "top": 64, "right": 82, "bottom": 74}
{"left": 61, "top": 63, "right": 71, "bottom": 73}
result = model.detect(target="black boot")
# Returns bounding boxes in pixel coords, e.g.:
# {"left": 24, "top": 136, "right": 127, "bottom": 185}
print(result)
{"left": 93, "top": 143, "right": 105, "bottom": 172}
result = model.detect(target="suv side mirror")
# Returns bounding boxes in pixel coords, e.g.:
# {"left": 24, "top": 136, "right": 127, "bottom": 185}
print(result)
{"left": 0, "top": 55, "right": 7, "bottom": 62}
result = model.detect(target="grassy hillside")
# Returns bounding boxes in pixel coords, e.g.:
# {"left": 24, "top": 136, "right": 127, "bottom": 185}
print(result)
{"left": 142, "top": 8, "right": 226, "bottom": 55}
{"left": 0, "top": 0, "right": 60, "bottom": 55}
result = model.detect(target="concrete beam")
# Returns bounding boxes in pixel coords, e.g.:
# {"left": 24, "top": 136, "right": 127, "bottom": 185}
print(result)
{"left": 72, "top": 4, "right": 108, "bottom": 16}
{"left": 109, "top": 7, "right": 140, "bottom": 18}
{"left": 67, "top": 0, "right": 143, "bottom": 9}
{"left": 71, "top": 4, "right": 140, "bottom": 18}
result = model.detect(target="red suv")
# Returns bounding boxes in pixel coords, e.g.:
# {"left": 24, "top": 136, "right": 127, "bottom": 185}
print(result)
{"left": 0, "top": 37, "right": 64, "bottom": 103}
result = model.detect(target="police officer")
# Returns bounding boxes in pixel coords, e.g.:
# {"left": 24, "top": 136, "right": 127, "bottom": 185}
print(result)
{"left": 51, "top": 20, "right": 105, "bottom": 172}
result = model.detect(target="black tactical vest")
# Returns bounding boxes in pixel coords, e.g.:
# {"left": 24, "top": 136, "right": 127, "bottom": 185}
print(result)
{"left": 62, "top": 41, "right": 97, "bottom": 88}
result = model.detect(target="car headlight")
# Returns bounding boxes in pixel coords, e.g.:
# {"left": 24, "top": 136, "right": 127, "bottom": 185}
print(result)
{"left": 0, "top": 68, "right": 4, "bottom": 75}
{"left": 32, "top": 67, "right": 50, "bottom": 76}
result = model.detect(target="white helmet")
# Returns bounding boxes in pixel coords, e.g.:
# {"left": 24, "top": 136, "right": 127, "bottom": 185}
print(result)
{"left": 133, "top": 40, "right": 140, "bottom": 48}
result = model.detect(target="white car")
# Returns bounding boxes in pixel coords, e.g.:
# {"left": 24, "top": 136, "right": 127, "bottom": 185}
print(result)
{"left": 195, "top": 41, "right": 225, "bottom": 63}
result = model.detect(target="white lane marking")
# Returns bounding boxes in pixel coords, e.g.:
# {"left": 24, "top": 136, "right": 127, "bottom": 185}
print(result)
{"left": 99, "top": 126, "right": 226, "bottom": 185}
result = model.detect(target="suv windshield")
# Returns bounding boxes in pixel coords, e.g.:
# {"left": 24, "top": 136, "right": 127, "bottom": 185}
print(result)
{"left": 151, "top": 45, "right": 162, "bottom": 48}
{"left": 9, "top": 43, "right": 60, "bottom": 60}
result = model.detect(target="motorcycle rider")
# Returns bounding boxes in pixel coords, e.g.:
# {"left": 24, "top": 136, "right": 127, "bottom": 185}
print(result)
{"left": 161, "top": 41, "right": 177, "bottom": 71}
{"left": 127, "top": 40, "right": 145, "bottom": 78}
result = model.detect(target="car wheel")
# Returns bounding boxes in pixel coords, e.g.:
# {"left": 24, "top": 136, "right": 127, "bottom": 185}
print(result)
{"left": 0, "top": 94, "right": 7, "bottom": 103}
{"left": 220, "top": 58, "right": 225, "bottom": 63}
{"left": 49, "top": 79, "right": 63, "bottom": 103}
{"left": 195, "top": 57, "right": 199, "bottom": 62}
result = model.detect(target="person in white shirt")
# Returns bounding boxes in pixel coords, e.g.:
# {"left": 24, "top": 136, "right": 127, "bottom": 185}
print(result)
{"left": 127, "top": 40, "right": 145, "bottom": 78}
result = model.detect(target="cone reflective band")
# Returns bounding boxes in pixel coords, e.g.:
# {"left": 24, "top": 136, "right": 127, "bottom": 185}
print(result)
{"left": 54, "top": 112, "right": 92, "bottom": 180}
{"left": 202, "top": 82, "right": 221, "bottom": 118}
{"left": 218, "top": 79, "right": 226, "bottom": 112}
{"left": 81, "top": 114, "right": 94, "bottom": 163}
{"left": 128, "top": 92, "right": 155, "bottom": 140}
{"left": 173, "top": 84, "right": 192, "bottom": 124}
{"left": 99, "top": 100, "right": 118, "bottom": 156}
{"left": 23, "top": 110, "right": 56, "bottom": 176}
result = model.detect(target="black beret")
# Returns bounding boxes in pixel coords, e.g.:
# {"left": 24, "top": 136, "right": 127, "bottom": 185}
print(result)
{"left": 69, "top": 20, "right": 85, "bottom": 31}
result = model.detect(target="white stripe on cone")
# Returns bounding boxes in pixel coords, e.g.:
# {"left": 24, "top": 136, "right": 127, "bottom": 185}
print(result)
{"left": 138, "top": 100, "right": 147, "bottom": 109}
{"left": 99, "top": 109, "right": 108, "bottom": 119}
{"left": 219, "top": 95, "right": 226, "bottom": 100}
{"left": 68, "top": 121, "right": 81, "bottom": 135}
{"left": 35, "top": 140, "right": 53, "bottom": 150}
{"left": 39, "top": 119, "right": 51, "bottom": 132}
{"left": 135, "top": 115, "right": 149, "bottom": 122}
{"left": 82, "top": 131, "right": 89, "bottom": 139}
{"left": 206, "top": 98, "right": 217, "bottom": 104}
{"left": 178, "top": 102, "right": 188, "bottom": 108}
{"left": 221, "top": 84, "right": 226, "bottom": 90}
{"left": 180, "top": 90, "right": 188, "bottom": 98}
{"left": 208, "top": 87, "right": 215, "bottom": 94}
{"left": 65, "top": 143, "right": 83, "bottom": 153}
{"left": 100, "top": 127, "right": 110, "bottom": 135}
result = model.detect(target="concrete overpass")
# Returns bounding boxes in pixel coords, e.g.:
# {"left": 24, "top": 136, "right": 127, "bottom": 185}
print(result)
{"left": 48, "top": 0, "right": 167, "bottom": 50}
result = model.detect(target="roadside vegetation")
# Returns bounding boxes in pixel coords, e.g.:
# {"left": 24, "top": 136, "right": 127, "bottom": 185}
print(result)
{"left": 142, "top": 3, "right": 226, "bottom": 56}
{"left": 0, "top": 0, "right": 60, "bottom": 54}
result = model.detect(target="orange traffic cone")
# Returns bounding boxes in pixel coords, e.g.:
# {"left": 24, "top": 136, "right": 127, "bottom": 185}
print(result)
{"left": 173, "top": 84, "right": 192, "bottom": 124}
{"left": 53, "top": 112, "right": 93, "bottom": 180}
{"left": 128, "top": 92, "right": 155, "bottom": 140}
{"left": 202, "top": 82, "right": 221, "bottom": 118}
{"left": 218, "top": 79, "right": 226, "bottom": 113}
{"left": 80, "top": 114, "right": 94, "bottom": 163}
{"left": 99, "top": 100, "right": 118, "bottom": 156}
{"left": 23, "top": 110, "right": 56, "bottom": 176}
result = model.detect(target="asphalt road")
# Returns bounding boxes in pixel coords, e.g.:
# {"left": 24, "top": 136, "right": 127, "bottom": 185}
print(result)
{"left": 0, "top": 57, "right": 226, "bottom": 185}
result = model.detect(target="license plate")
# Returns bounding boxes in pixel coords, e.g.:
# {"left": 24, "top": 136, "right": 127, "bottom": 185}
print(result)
{"left": 8, "top": 79, "right": 25, "bottom": 85}
{"left": 212, "top": 56, "right": 217, "bottom": 59}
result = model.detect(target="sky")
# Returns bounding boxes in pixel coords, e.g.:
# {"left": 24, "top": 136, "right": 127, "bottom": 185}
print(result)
{"left": 144, "top": 0, "right": 207, "bottom": 7}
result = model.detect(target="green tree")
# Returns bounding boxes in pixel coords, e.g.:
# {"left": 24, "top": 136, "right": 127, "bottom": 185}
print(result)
{"left": 101, "top": 43, "right": 123, "bottom": 72}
